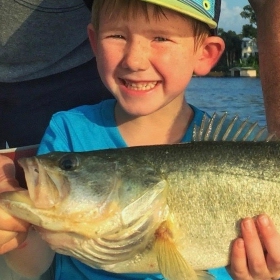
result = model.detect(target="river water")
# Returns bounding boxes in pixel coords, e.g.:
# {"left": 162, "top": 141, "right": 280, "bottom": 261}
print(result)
{"left": 186, "top": 77, "right": 266, "bottom": 127}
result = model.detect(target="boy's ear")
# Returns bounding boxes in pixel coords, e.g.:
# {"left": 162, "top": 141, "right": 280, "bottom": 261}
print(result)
{"left": 87, "top": 23, "right": 98, "bottom": 55}
{"left": 193, "top": 36, "right": 225, "bottom": 76}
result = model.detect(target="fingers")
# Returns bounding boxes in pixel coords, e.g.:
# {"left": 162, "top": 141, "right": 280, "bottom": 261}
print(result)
{"left": 256, "top": 215, "right": 280, "bottom": 278}
{"left": 4, "top": 229, "right": 55, "bottom": 277}
{"left": 0, "top": 155, "right": 27, "bottom": 233}
{"left": 229, "top": 215, "right": 280, "bottom": 280}
{"left": 0, "top": 156, "right": 30, "bottom": 254}
{"left": 1, "top": 230, "right": 18, "bottom": 245}
{"left": 241, "top": 217, "right": 270, "bottom": 278}
{"left": 0, "top": 209, "right": 30, "bottom": 254}
{"left": 0, "top": 155, "right": 20, "bottom": 191}
{"left": 0, "top": 155, "right": 16, "bottom": 179}
{"left": 0, "top": 208, "right": 29, "bottom": 232}
{"left": 0, "top": 231, "right": 28, "bottom": 254}
{"left": 229, "top": 238, "right": 250, "bottom": 280}
{"left": 229, "top": 218, "right": 270, "bottom": 280}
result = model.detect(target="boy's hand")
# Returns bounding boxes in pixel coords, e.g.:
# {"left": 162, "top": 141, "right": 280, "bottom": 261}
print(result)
{"left": 229, "top": 214, "right": 280, "bottom": 280}
{"left": 0, "top": 155, "right": 30, "bottom": 254}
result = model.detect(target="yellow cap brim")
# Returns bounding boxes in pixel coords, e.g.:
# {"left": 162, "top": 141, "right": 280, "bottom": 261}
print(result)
{"left": 141, "top": 0, "right": 217, "bottom": 29}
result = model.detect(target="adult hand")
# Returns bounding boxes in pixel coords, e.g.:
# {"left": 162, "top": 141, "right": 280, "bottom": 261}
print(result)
{"left": 229, "top": 214, "right": 280, "bottom": 280}
{"left": 0, "top": 155, "right": 30, "bottom": 254}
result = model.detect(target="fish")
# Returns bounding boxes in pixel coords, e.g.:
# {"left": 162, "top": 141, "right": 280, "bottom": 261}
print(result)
{"left": 0, "top": 113, "right": 278, "bottom": 280}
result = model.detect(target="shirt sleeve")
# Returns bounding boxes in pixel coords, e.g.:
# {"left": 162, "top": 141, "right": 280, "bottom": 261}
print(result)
{"left": 37, "top": 114, "right": 72, "bottom": 155}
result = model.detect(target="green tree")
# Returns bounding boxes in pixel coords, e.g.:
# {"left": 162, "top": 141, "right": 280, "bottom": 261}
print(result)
{"left": 214, "top": 29, "right": 242, "bottom": 71}
{"left": 240, "top": 4, "right": 259, "bottom": 70}
{"left": 240, "top": 5, "right": 257, "bottom": 25}
{"left": 240, "top": 5, "right": 257, "bottom": 38}
{"left": 242, "top": 24, "right": 257, "bottom": 38}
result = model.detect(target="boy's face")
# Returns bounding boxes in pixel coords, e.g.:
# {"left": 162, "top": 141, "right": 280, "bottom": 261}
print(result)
{"left": 90, "top": 4, "right": 205, "bottom": 117}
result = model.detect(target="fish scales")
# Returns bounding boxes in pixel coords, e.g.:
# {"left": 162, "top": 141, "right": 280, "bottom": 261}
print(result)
{"left": 136, "top": 142, "right": 280, "bottom": 269}
{"left": 1, "top": 141, "right": 280, "bottom": 279}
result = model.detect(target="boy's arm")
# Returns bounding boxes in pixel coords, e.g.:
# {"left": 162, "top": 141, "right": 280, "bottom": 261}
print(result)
{"left": 249, "top": 0, "right": 280, "bottom": 138}
{"left": 0, "top": 155, "right": 54, "bottom": 277}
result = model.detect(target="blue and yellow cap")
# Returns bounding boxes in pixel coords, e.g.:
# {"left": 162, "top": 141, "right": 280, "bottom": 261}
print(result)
{"left": 141, "top": 0, "right": 220, "bottom": 29}
{"left": 84, "top": 0, "right": 221, "bottom": 30}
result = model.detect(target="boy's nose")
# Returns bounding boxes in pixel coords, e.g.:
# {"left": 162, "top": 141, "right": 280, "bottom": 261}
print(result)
{"left": 121, "top": 40, "right": 150, "bottom": 71}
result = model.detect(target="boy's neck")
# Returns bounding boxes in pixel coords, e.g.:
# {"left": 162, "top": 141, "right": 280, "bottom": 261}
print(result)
{"left": 115, "top": 101, "right": 193, "bottom": 146}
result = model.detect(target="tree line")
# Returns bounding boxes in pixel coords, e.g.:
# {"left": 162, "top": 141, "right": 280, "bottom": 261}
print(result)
{"left": 213, "top": 5, "right": 258, "bottom": 72}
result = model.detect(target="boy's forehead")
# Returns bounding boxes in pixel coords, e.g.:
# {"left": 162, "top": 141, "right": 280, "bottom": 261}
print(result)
{"left": 141, "top": 0, "right": 220, "bottom": 29}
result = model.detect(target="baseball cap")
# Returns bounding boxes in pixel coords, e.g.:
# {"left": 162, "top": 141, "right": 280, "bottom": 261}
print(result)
{"left": 83, "top": 0, "right": 220, "bottom": 29}
{"left": 141, "top": 0, "right": 220, "bottom": 29}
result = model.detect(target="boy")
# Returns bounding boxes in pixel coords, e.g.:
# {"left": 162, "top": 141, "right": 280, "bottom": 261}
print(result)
{"left": 1, "top": 0, "right": 280, "bottom": 279}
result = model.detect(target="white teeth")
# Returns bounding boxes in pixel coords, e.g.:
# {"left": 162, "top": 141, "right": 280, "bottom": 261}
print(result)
{"left": 125, "top": 81, "right": 157, "bottom": 90}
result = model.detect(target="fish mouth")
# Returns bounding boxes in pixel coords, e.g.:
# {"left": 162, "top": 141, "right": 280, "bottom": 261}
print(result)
{"left": 18, "top": 156, "right": 70, "bottom": 209}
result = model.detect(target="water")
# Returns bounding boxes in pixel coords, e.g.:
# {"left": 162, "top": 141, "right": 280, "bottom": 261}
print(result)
{"left": 186, "top": 77, "right": 266, "bottom": 127}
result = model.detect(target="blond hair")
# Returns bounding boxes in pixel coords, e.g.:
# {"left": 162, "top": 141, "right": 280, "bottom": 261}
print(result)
{"left": 91, "top": 0, "right": 211, "bottom": 51}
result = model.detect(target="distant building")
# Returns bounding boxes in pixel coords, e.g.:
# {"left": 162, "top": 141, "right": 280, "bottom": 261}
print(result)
{"left": 229, "top": 67, "right": 257, "bottom": 77}
{"left": 241, "top": 37, "right": 258, "bottom": 60}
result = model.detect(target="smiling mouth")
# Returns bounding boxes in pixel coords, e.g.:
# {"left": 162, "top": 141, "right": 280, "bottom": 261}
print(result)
{"left": 123, "top": 80, "right": 157, "bottom": 91}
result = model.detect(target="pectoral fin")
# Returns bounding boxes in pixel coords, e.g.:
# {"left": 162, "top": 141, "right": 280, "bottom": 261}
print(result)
{"left": 196, "top": 271, "right": 215, "bottom": 280}
{"left": 154, "top": 220, "right": 214, "bottom": 280}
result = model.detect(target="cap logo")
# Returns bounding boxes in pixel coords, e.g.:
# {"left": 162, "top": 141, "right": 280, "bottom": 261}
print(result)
{"left": 203, "top": 0, "right": 211, "bottom": 11}
{"left": 178, "top": 0, "right": 215, "bottom": 18}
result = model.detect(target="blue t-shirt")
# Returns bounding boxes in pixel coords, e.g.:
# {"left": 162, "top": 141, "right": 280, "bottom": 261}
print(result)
{"left": 38, "top": 99, "right": 231, "bottom": 280}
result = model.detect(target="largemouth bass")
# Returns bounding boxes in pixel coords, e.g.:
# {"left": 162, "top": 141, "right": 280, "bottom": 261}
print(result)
{"left": 0, "top": 114, "right": 278, "bottom": 280}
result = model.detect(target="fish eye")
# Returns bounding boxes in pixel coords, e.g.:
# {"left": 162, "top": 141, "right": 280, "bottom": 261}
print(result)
{"left": 59, "top": 155, "right": 79, "bottom": 171}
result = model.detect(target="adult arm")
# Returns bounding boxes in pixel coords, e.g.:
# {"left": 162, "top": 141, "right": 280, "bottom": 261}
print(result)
{"left": 249, "top": 0, "right": 280, "bottom": 137}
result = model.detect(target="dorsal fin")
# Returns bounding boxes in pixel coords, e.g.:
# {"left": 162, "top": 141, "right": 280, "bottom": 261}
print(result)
{"left": 192, "top": 113, "right": 276, "bottom": 142}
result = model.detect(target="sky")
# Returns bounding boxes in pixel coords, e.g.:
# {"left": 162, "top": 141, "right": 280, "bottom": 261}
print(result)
{"left": 219, "top": 0, "right": 249, "bottom": 33}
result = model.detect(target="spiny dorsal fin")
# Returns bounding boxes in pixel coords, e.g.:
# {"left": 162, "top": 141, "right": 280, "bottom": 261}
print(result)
{"left": 192, "top": 113, "right": 276, "bottom": 142}
{"left": 154, "top": 220, "right": 214, "bottom": 280}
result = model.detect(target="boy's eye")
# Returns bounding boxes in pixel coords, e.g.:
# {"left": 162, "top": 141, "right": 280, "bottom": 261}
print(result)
{"left": 154, "top": 37, "right": 168, "bottom": 42}
{"left": 108, "top": 34, "right": 125, "bottom": 39}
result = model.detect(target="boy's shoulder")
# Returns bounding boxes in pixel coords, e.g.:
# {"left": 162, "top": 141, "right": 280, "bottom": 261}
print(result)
{"left": 52, "top": 99, "right": 116, "bottom": 120}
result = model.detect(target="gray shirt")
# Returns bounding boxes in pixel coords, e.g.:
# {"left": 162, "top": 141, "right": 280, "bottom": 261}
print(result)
{"left": 0, "top": 0, "right": 93, "bottom": 82}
